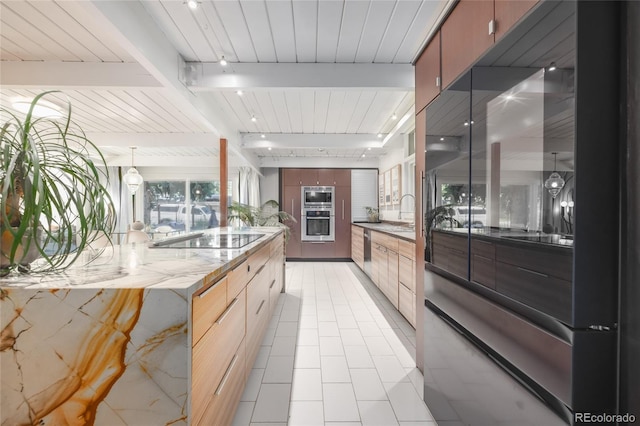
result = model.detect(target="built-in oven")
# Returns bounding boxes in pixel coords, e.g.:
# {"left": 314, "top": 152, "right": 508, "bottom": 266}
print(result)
{"left": 301, "top": 209, "right": 335, "bottom": 242}
{"left": 302, "top": 186, "right": 334, "bottom": 209}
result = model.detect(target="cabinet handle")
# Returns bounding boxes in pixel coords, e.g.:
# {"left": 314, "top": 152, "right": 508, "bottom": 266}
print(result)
{"left": 291, "top": 199, "right": 294, "bottom": 216}
{"left": 256, "top": 299, "right": 266, "bottom": 315}
{"left": 488, "top": 19, "right": 496, "bottom": 35}
{"left": 342, "top": 199, "right": 345, "bottom": 220}
{"left": 475, "top": 240, "right": 493, "bottom": 245}
{"left": 269, "top": 279, "right": 276, "bottom": 289}
{"left": 216, "top": 298, "right": 238, "bottom": 325}
{"left": 435, "top": 76, "right": 441, "bottom": 88}
{"left": 474, "top": 254, "right": 493, "bottom": 262}
{"left": 198, "top": 281, "right": 220, "bottom": 299}
{"left": 516, "top": 266, "right": 548, "bottom": 278}
{"left": 214, "top": 354, "right": 238, "bottom": 396}
{"left": 256, "top": 264, "right": 266, "bottom": 275}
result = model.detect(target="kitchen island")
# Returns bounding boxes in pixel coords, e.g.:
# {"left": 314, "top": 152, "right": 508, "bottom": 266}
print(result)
{"left": 0, "top": 227, "right": 285, "bottom": 426}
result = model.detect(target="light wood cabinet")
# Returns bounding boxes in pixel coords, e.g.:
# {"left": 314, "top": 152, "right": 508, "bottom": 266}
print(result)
{"left": 367, "top": 230, "right": 416, "bottom": 326}
{"left": 191, "top": 232, "right": 285, "bottom": 425}
{"left": 351, "top": 225, "right": 364, "bottom": 270}
{"left": 415, "top": 30, "right": 441, "bottom": 113}
{"left": 192, "top": 287, "right": 246, "bottom": 425}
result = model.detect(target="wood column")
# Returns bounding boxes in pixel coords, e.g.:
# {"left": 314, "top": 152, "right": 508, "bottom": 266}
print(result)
{"left": 220, "top": 138, "right": 228, "bottom": 227}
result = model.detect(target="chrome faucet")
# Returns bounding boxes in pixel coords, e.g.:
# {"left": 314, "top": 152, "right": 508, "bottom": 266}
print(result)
{"left": 398, "top": 193, "right": 416, "bottom": 220}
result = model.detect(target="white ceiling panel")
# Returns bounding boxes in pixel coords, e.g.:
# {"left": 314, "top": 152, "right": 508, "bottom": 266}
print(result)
{"left": 1, "top": 0, "right": 450, "bottom": 166}
{"left": 336, "top": 0, "right": 370, "bottom": 62}
{"left": 292, "top": 0, "right": 318, "bottom": 62}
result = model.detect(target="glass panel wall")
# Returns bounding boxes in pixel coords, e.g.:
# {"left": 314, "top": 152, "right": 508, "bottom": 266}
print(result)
{"left": 143, "top": 179, "right": 228, "bottom": 236}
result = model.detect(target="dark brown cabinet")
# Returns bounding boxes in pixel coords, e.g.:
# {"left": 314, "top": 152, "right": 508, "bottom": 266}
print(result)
{"left": 282, "top": 168, "right": 304, "bottom": 186}
{"left": 415, "top": 31, "right": 441, "bottom": 113}
{"left": 471, "top": 239, "right": 496, "bottom": 289}
{"left": 334, "top": 183, "right": 352, "bottom": 258}
{"left": 494, "top": 0, "right": 538, "bottom": 41}
{"left": 283, "top": 185, "right": 301, "bottom": 258}
{"left": 441, "top": 0, "right": 494, "bottom": 89}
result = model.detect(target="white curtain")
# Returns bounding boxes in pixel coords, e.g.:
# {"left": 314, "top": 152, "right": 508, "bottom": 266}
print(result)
{"left": 238, "top": 167, "right": 261, "bottom": 207}
{"left": 106, "top": 166, "right": 133, "bottom": 235}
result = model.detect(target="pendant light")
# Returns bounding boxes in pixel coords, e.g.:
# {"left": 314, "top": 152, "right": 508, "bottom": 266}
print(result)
{"left": 544, "top": 152, "right": 565, "bottom": 198}
{"left": 123, "top": 146, "right": 143, "bottom": 194}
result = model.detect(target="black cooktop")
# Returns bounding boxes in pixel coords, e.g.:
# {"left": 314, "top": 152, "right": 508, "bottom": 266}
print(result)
{"left": 150, "top": 233, "right": 264, "bottom": 249}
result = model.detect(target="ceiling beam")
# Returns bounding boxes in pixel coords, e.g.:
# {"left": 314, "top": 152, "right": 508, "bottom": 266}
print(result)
{"left": 79, "top": 0, "right": 261, "bottom": 172}
{"left": 0, "top": 62, "right": 161, "bottom": 89}
{"left": 187, "top": 63, "right": 415, "bottom": 91}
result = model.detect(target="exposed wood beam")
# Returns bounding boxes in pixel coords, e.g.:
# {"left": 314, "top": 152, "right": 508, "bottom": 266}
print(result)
{"left": 188, "top": 63, "right": 415, "bottom": 91}
{"left": 0, "top": 62, "right": 161, "bottom": 89}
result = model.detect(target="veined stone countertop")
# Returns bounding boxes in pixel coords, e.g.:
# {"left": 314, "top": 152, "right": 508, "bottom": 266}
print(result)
{"left": 0, "top": 227, "right": 283, "bottom": 290}
{"left": 0, "top": 227, "right": 284, "bottom": 426}
{"left": 352, "top": 222, "right": 416, "bottom": 242}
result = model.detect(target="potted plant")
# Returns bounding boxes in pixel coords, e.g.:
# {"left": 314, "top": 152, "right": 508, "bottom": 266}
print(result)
{"left": 424, "top": 205, "right": 460, "bottom": 261}
{"left": 0, "top": 91, "right": 116, "bottom": 276}
{"left": 365, "top": 206, "right": 379, "bottom": 223}
{"left": 227, "top": 199, "right": 296, "bottom": 241}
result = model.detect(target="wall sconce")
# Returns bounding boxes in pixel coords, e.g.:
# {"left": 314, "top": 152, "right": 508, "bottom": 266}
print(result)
{"left": 544, "top": 152, "right": 565, "bottom": 198}
{"left": 123, "top": 146, "right": 143, "bottom": 194}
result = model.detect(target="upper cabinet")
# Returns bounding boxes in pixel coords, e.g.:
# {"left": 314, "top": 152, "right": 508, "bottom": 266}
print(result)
{"left": 494, "top": 0, "right": 539, "bottom": 41}
{"left": 441, "top": 0, "right": 494, "bottom": 90}
{"left": 415, "top": 31, "right": 441, "bottom": 113}
{"left": 283, "top": 168, "right": 350, "bottom": 186}
{"left": 440, "top": 0, "right": 539, "bottom": 90}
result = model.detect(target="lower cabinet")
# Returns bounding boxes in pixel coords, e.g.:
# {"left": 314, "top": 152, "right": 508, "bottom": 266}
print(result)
{"left": 191, "top": 232, "right": 285, "bottom": 425}
{"left": 351, "top": 225, "right": 364, "bottom": 270}
{"left": 365, "top": 229, "right": 416, "bottom": 327}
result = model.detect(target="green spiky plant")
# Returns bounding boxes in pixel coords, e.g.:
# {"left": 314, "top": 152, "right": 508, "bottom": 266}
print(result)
{"left": 227, "top": 199, "right": 296, "bottom": 241}
{"left": 0, "top": 91, "right": 116, "bottom": 275}
{"left": 424, "top": 204, "right": 460, "bottom": 262}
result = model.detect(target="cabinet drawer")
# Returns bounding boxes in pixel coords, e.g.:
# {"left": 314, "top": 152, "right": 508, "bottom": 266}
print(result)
{"left": 398, "top": 255, "right": 415, "bottom": 292}
{"left": 227, "top": 259, "right": 250, "bottom": 302}
{"left": 195, "top": 338, "right": 247, "bottom": 426}
{"left": 471, "top": 238, "right": 495, "bottom": 259}
{"left": 192, "top": 276, "right": 227, "bottom": 346}
{"left": 496, "top": 261, "right": 571, "bottom": 323}
{"left": 496, "top": 244, "right": 572, "bottom": 281}
{"left": 471, "top": 253, "right": 496, "bottom": 289}
{"left": 372, "top": 231, "right": 398, "bottom": 251}
{"left": 398, "top": 284, "right": 416, "bottom": 327}
{"left": 192, "top": 288, "right": 246, "bottom": 424}
{"left": 246, "top": 265, "right": 271, "bottom": 369}
{"left": 398, "top": 239, "right": 415, "bottom": 260}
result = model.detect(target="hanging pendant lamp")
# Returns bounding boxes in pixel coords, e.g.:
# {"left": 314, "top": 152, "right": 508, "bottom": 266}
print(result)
{"left": 123, "top": 146, "right": 144, "bottom": 194}
{"left": 544, "top": 152, "right": 565, "bottom": 198}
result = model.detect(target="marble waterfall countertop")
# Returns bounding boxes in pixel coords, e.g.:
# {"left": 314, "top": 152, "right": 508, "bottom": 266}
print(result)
{"left": 0, "top": 227, "right": 283, "bottom": 426}
{"left": 0, "top": 227, "right": 283, "bottom": 290}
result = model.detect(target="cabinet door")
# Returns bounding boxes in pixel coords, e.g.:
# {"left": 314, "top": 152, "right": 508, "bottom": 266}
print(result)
{"left": 387, "top": 249, "right": 399, "bottom": 309}
{"left": 300, "top": 169, "right": 320, "bottom": 186}
{"left": 333, "top": 169, "right": 351, "bottom": 186}
{"left": 415, "top": 31, "right": 441, "bottom": 113}
{"left": 283, "top": 168, "right": 304, "bottom": 186}
{"left": 495, "top": 0, "right": 538, "bottom": 41}
{"left": 398, "top": 255, "right": 415, "bottom": 293}
{"left": 283, "top": 185, "right": 302, "bottom": 258}
{"left": 334, "top": 185, "right": 352, "bottom": 258}
{"left": 441, "top": 0, "right": 494, "bottom": 89}
{"left": 317, "top": 169, "right": 335, "bottom": 185}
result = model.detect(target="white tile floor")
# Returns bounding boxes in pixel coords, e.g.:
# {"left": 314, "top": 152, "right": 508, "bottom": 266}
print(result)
{"left": 233, "top": 261, "right": 436, "bottom": 426}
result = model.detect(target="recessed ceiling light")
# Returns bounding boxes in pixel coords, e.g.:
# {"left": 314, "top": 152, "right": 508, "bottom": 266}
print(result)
{"left": 251, "top": 116, "right": 257, "bottom": 122}
{"left": 187, "top": 0, "right": 199, "bottom": 10}
{"left": 391, "top": 113, "right": 397, "bottom": 120}
{"left": 547, "top": 62, "right": 557, "bottom": 72}
{"left": 377, "top": 133, "right": 383, "bottom": 138}
{"left": 261, "top": 134, "right": 265, "bottom": 138}
{"left": 267, "top": 147, "right": 272, "bottom": 151}
{"left": 361, "top": 153, "right": 366, "bottom": 158}
{"left": 440, "top": 137, "right": 444, "bottom": 141}
{"left": 289, "top": 151, "right": 294, "bottom": 157}
{"left": 220, "top": 56, "right": 228, "bottom": 66}
{"left": 236, "top": 90, "right": 243, "bottom": 96}
{"left": 367, "top": 147, "right": 371, "bottom": 151}
{"left": 12, "top": 99, "right": 63, "bottom": 118}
